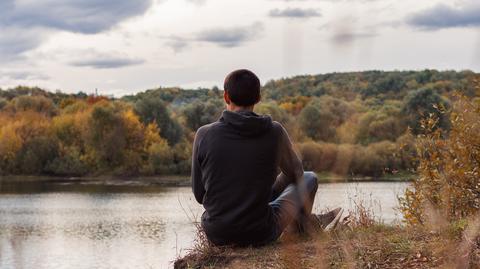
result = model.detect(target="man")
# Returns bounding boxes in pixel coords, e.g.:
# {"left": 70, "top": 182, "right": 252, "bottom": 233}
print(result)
{"left": 192, "top": 69, "right": 343, "bottom": 246}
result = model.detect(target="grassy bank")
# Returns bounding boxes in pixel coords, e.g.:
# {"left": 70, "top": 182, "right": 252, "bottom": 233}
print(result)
{"left": 175, "top": 196, "right": 480, "bottom": 269}
{"left": 174, "top": 222, "right": 480, "bottom": 269}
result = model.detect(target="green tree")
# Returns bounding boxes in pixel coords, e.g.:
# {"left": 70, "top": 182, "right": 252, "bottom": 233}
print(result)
{"left": 299, "top": 96, "right": 353, "bottom": 141}
{"left": 134, "top": 97, "right": 183, "bottom": 145}
{"left": 16, "top": 136, "right": 59, "bottom": 174}
{"left": 182, "top": 99, "right": 223, "bottom": 131}
{"left": 86, "top": 103, "right": 126, "bottom": 168}
{"left": 403, "top": 88, "right": 450, "bottom": 134}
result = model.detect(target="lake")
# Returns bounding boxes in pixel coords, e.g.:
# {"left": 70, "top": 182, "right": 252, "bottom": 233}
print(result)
{"left": 0, "top": 182, "right": 408, "bottom": 269}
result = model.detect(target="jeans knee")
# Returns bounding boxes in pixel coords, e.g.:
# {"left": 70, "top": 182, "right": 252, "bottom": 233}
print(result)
{"left": 304, "top": 171, "right": 318, "bottom": 193}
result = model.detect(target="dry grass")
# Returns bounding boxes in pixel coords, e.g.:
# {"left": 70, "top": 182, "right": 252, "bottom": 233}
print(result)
{"left": 175, "top": 199, "right": 480, "bottom": 269}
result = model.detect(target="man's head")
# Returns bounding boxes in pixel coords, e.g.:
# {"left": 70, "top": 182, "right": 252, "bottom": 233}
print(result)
{"left": 223, "top": 69, "right": 260, "bottom": 110}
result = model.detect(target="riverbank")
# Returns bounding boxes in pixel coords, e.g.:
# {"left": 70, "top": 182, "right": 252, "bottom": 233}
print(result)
{"left": 0, "top": 171, "right": 414, "bottom": 188}
{"left": 0, "top": 175, "right": 192, "bottom": 193}
{"left": 0, "top": 175, "right": 191, "bottom": 186}
{"left": 174, "top": 222, "right": 479, "bottom": 269}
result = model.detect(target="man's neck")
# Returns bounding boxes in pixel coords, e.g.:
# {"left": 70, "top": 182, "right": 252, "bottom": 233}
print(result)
{"left": 227, "top": 104, "right": 254, "bottom": 112}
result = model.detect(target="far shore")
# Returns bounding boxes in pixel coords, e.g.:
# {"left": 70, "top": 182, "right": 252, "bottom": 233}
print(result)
{"left": 0, "top": 172, "right": 414, "bottom": 188}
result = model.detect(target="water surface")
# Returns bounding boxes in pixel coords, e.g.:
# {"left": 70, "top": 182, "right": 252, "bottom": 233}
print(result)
{"left": 0, "top": 182, "right": 408, "bottom": 269}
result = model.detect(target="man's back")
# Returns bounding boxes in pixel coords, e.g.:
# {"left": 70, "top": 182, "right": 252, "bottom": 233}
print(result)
{"left": 192, "top": 69, "right": 304, "bottom": 246}
{"left": 192, "top": 110, "right": 291, "bottom": 245}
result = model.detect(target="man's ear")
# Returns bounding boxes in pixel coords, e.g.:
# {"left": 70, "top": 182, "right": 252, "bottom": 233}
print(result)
{"left": 223, "top": 91, "right": 231, "bottom": 104}
{"left": 255, "top": 93, "right": 261, "bottom": 104}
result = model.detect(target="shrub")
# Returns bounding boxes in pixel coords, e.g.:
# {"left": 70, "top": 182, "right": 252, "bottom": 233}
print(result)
{"left": 400, "top": 91, "right": 480, "bottom": 225}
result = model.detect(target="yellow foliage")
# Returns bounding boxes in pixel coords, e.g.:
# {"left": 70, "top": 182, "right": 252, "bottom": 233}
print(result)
{"left": 122, "top": 109, "right": 145, "bottom": 152}
{"left": 400, "top": 90, "right": 480, "bottom": 225}
{"left": 0, "top": 124, "right": 22, "bottom": 165}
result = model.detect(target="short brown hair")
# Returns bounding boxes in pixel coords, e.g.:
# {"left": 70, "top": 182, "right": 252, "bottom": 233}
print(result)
{"left": 224, "top": 69, "right": 260, "bottom": 106}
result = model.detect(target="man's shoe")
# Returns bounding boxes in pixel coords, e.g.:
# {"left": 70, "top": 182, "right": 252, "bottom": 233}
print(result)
{"left": 324, "top": 208, "right": 344, "bottom": 231}
{"left": 311, "top": 207, "right": 343, "bottom": 231}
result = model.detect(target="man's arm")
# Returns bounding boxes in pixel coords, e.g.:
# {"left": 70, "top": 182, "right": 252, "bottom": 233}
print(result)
{"left": 192, "top": 127, "right": 207, "bottom": 204}
{"left": 277, "top": 123, "right": 304, "bottom": 185}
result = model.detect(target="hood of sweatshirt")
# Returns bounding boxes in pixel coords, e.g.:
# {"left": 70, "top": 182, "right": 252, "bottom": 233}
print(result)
{"left": 220, "top": 110, "right": 273, "bottom": 137}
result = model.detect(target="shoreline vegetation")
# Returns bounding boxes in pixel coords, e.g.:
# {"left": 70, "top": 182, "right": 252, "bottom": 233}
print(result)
{"left": 0, "top": 172, "right": 413, "bottom": 195}
{"left": 0, "top": 171, "right": 414, "bottom": 189}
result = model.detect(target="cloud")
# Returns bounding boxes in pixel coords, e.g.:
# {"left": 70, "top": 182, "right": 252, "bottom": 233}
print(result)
{"left": 407, "top": 2, "right": 480, "bottom": 30}
{"left": 69, "top": 51, "right": 145, "bottom": 69}
{"left": 195, "top": 22, "right": 264, "bottom": 47}
{"left": 269, "top": 7, "right": 321, "bottom": 18}
{"left": 0, "top": 70, "right": 50, "bottom": 81}
{"left": 0, "top": 0, "right": 154, "bottom": 34}
{"left": 0, "top": 27, "right": 48, "bottom": 61}
{"left": 0, "top": 0, "right": 154, "bottom": 61}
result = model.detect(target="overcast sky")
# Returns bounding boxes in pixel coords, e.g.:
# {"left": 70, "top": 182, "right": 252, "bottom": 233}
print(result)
{"left": 0, "top": 0, "right": 479, "bottom": 96}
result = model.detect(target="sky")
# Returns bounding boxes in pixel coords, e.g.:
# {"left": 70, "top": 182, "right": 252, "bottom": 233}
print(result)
{"left": 0, "top": 0, "right": 479, "bottom": 96}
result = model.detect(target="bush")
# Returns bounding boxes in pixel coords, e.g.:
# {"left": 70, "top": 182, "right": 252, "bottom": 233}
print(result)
{"left": 400, "top": 91, "right": 480, "bottom": 225}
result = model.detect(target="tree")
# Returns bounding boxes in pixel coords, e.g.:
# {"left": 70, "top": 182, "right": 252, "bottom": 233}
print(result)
{"left": 182, "top": 99, "right": 223, "bottom": 131}
{"left": 254, "top": 102, "right": 290, "bottom": 126}
{"left": 11, "top": 95, "right": 57, "bottom": 117}
{"left": 403, "top": 88, "right": 450, "bottom": 134}
{"left": 299, "top": 96, "right": 353, "bottom": 141}
{"left": 86, "top": 102, "right": 126, "bottom": 168}
{"left": 16, "top": 136, "right": 59, "bottom": 174}
{"left": 134, "top": 97, "right": 183, "bottom": 145}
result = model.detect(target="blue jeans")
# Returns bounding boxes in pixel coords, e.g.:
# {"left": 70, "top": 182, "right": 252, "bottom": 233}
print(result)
{"left": 269, "top": 171, "right": 319, "bottom": 240}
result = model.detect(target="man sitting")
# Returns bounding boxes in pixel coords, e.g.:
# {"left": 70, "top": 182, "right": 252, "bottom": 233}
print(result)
{"left": 192, "top": 69, "right": 343, "bottom": 246}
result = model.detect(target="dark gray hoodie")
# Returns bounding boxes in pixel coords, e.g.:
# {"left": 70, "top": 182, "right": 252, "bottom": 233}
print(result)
{"left": 192, "top": 110, "right": 303, "bottom": 246}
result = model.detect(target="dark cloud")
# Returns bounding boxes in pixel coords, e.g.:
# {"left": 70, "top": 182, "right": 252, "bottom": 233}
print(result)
{"left": 407, "top": 2, "right": 480, "bottom": 30}
{"left": 0, "top": 0, "right": 154, "bottom": 34}
{"left": 0, "top": 27, "right": 47, "bottom": 61}
{"left": 195, "top": 22, "right": 264, "bottom": 47}
{"left": 69, "top": 52, "right": 145, "bottom": 69}
{"left": 269, "top": 8, "right": 321, "bottom": 18}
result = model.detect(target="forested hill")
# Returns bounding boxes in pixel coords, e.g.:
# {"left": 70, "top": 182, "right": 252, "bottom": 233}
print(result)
{"left": 0, "top": 70, "right": 478, "bottom": 178}
{"left": 263, "top": 70, "right": 475, "bottom": 100}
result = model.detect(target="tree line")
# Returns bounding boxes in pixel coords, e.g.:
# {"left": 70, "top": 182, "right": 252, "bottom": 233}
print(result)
{"left": 0, "top": 70, "right": 477, "bottom": 177}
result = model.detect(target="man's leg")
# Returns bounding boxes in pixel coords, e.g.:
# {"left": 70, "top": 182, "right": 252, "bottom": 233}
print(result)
{"left": 269, "top": 171, "right": 318, "bottom": 237}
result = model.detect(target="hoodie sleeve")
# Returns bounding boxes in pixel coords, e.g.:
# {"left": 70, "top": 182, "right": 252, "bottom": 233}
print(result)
{"left": 276, "top": 123, "right": 304, "bottom": 185}
{"left": 192, "top": 126, "right": 207, "bottom": 204}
